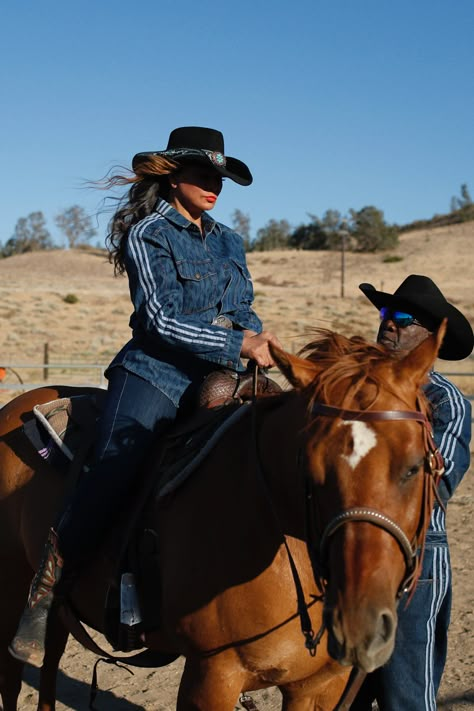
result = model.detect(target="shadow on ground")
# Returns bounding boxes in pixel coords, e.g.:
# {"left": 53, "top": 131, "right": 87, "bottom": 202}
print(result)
{"left": 23, "top": 663, "right": 146, "bottom": 710}
{"left": 438, "top": 691, "right": 474, "bottom": 709}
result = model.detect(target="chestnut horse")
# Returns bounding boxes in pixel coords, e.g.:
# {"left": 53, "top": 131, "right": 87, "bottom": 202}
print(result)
{"left": 0, "top": 326, "right": 445, "bottom": 711}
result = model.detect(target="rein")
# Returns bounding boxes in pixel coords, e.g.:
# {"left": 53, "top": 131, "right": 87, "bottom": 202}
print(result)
{"left": 249, "top": 366, "right": 324, "bottom": 654}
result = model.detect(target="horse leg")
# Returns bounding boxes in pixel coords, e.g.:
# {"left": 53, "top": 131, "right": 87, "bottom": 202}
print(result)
{"left": 0, "top": 653, "right": 24, "bottom": 711}
{"left": 279, "top": 671, "right": 349, "bottom": 711}
{"left": 0, "top": 621, "right": 68, "bottom": 711}
{"left": 0, "top": 546, "right": 34, "bottom": 711}
{"left": 176, "top": 656, "right": 245, "bottom": 711}
{"left": 37, "top": 610, "right": 69, "bottom": 711}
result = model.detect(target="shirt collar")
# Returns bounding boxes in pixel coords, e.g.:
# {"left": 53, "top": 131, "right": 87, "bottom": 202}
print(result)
{"left": 155, "top": 198, "right": 220, "bottom": 235}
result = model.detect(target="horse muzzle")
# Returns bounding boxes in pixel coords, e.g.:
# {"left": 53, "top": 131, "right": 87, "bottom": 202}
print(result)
{"left": 324, "top": 602, "right": 397, "bottom": 672}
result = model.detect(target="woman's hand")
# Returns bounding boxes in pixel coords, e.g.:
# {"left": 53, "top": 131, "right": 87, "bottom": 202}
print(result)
{"left": 241, "top": 330, "right": 283, "bottom": 368}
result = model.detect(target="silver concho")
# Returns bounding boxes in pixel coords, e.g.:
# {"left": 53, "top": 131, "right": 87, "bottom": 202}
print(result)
{"left": 206, "top": 150, "right": 226, "bottom": 167}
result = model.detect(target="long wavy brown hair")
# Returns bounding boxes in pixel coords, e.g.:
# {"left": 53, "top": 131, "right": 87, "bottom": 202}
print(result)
{"left": 100, "top": 155, "right": 179, "bottom": 275}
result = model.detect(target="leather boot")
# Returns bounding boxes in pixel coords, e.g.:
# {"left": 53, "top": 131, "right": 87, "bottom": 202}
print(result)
{"left": 9, "top": 528, "right": 64, "bottom": 667}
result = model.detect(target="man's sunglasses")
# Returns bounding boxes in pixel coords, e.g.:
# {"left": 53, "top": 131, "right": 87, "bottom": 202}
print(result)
{"left": 379, "top": 307, "right": 423, "bottom": 328}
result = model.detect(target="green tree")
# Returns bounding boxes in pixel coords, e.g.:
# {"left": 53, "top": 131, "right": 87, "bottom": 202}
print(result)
{"left": 450, "top": 184, "right": 473, "bottom": 213}
{"left": 231, "top": 209, "right": 252, "bottom": 251}
{"left": 289, "top": 220, "right": 328, "bottom": 250}
{"left": 460, "top": 183, "right": 472, "bottom": 206}
{"left": 319, "top": 209, "right": 349, "bottom": 251}
{"left": 289, "top": 210, "right": 349, "bottom": 251}
{"left": 2, "top": 212, "right": 53, "bottom": 257}
{"left": 55, "top": 205, "right": 97, "bottom": 248}
{"left": 349, "top": 206, "right": 398, "bottom": 252}
{"left": 252, "top": 219, "right": 291, "bottom": 251}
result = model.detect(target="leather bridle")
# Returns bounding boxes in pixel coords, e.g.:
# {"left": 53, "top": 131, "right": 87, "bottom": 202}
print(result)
{"left": 311, "top": 401, "right": 445, "bottom": 596}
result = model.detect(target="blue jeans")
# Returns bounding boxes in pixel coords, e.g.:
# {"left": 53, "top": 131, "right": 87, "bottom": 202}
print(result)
{"left": 57, "top": 367, "right": 177, "bottom": 565}
{"left": 351, "top": 539, "right": 451, "bottom": 711}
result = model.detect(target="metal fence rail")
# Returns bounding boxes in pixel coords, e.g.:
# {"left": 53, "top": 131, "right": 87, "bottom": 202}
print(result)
{"left": 0, "top": 363, "right": 107, "bottom": 390}
{"left": 1, "top": 362, "right": 472, "bottom": 397}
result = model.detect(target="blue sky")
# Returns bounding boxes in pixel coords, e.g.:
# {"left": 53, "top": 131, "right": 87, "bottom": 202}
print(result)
{"left": 2, "top": 0, "right": 473, "bottom": 246}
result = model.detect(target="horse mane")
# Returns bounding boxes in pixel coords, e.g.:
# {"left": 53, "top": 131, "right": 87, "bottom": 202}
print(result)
{"left": 297, "top": 328, "right": 425, "bottom": 412}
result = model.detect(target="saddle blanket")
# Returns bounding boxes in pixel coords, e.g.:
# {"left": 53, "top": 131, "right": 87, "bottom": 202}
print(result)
{"left": 23, "top": 395, "right": 252, "bottom": 497}
{"left": 23, "top": 394, "right": 103, "bottom": 472}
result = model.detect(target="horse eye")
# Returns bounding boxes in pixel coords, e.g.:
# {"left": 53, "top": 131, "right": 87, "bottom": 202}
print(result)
{"left": 405, "top": 463, "right": 422, "bottom": 479}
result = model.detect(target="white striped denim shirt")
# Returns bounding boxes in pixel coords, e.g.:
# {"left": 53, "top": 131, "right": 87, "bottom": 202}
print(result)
{"left": 425, "top": 371, "right": 471, "bottom": 539}
{"left": 107, "top": 200, "right": 262, "bottom": 406}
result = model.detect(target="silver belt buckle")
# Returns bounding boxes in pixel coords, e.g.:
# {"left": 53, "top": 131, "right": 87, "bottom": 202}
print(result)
{"left": 212, "top": 315, "right": 233, "bottom": 329}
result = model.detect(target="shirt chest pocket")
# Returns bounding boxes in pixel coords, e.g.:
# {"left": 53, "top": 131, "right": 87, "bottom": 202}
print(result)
{"left": 176, "top": 259, "right": 219, "bottom": 314}
{"left": 226, "top": 259, "right": 253, "bottom": 307}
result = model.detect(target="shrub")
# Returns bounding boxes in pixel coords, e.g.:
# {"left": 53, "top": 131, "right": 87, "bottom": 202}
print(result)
{"left": 382, "top": 255, "right": 403, "bottom": 263}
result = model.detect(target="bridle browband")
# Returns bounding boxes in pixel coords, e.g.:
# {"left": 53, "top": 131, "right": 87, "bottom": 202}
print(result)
{"left": 311, "top": 401, "right": 445, "bottom": 596}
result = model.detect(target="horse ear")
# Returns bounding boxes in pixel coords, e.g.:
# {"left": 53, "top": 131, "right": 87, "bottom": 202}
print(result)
{"left": 395, "top": 318, "right": 447, "bottom": 387}
{"left": 269, "top": 344, "right": 320, "bottom": 389}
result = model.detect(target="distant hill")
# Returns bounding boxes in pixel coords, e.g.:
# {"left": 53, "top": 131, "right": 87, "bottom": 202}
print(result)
{"left": 0, "top": 220, "right": 472, "bottom": 401}
{"left": 397, "top": 204, "right": 474, "bottom": 233}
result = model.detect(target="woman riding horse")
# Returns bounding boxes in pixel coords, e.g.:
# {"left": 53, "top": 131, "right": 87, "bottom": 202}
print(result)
{"left": 9, "top": 126, "right": 281, "bottom": 667}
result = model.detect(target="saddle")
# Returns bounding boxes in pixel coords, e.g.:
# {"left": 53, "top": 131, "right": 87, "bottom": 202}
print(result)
{"left": 23, "top": 367, "right": 283, "bottom": 652}
{"left": 198, "top": 366, "right": 283, "bottom": 408}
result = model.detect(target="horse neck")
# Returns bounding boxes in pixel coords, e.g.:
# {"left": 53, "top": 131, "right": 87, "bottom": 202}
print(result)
{"left": 255, "top": 393, "right": 309, "bottom": 537}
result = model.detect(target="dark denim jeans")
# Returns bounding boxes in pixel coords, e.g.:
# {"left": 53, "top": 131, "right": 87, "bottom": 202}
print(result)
{"left": 351, "top": 540, "right": 451, "bottom": 711}
{"left": 57, "top": 367, "right": 177, "bottom": 565}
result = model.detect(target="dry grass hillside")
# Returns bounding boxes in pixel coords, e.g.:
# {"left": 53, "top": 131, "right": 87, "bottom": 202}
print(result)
{"left": 1, "top": 220, "right": 474, "bottom": 710}
{"left": 0, "top": 220, "right": 473, "bottom": 398}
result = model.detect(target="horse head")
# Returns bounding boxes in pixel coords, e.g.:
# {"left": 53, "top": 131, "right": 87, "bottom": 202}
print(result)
{"left": 270, "top": 321, "right": 446, "bottom": 673}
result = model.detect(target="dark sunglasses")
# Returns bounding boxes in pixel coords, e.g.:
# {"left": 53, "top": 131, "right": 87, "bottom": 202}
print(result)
{"left": 379, "top": 307, "right": 423, "bottom": 328}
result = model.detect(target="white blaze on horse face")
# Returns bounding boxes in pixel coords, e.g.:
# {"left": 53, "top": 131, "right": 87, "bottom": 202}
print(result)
{"left": 340, "top": 420, "right": 377, "bottom": 470}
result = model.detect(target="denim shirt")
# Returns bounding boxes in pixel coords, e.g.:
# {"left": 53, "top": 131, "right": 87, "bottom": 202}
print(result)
{"left": 424, "top": 371, "right": 471, "bottom": 539}
{"left": 107, "top": 199, "right": 262, "bottom": 406}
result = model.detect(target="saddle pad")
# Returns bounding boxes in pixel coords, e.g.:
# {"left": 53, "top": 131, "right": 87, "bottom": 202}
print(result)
{"left": 23, "top": 394, "right": 103, "bottom": 471}
{"left": 156, "top": 402, "right": 251, "bottom": 499}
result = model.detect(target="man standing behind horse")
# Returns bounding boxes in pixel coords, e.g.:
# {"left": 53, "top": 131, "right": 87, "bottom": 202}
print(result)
{"left": 352, "top": 274, "right": 473, "bottom": 711}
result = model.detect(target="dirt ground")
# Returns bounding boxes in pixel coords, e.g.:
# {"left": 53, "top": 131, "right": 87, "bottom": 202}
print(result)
{"left": 1, "top": 221, "right": 473, "bottom": 709}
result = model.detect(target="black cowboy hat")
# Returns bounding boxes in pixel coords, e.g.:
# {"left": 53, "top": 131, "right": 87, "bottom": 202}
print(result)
{"left": 132, "top": 126, "right": 253, "bottom": 186}
{"left": 359, "top": 274, "right": 474, "bottom": 361}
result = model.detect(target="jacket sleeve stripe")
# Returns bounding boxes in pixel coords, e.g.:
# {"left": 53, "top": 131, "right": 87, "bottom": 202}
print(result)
{"left": 128, "top": 218, "right": 228, "bottom": 348}
{"left": 430, "top": 371, "right": 467, "bottom": 479}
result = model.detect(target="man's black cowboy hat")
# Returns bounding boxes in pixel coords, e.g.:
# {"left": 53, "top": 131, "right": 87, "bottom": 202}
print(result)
{"left": 132, "top": 126, "right": 253, "bottom": 186}
{"left": 359, "top": 274, "right": 474, "bottom": 361}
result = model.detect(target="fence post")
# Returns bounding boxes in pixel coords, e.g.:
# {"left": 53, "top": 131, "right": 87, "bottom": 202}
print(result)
{"left": 43, "top": 343, "right": 49, "bottom": 381}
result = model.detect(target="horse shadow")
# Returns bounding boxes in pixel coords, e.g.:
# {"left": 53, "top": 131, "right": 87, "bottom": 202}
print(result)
{"left": 437, "top": 691, "right": 474, "bottom": 708}
{"left": 22, "top": 664, "right": 147, "bottom": 710}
